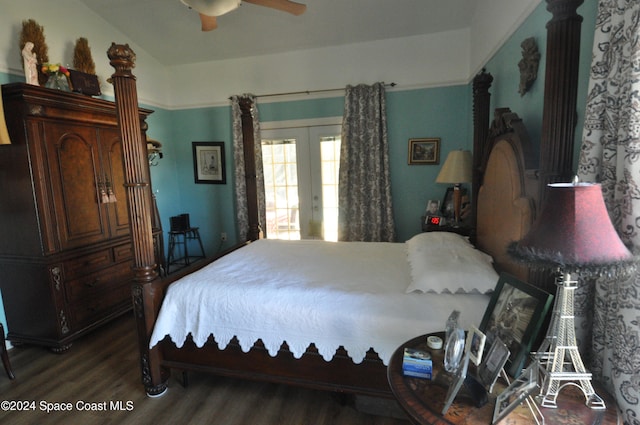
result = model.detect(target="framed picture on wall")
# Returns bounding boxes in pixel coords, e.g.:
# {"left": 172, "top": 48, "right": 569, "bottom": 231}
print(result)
{"left": 408, "top": 138, "right": 440, "bottom": 164}
{"left": 193, "top": 141, "right": 226, "bottom": 184}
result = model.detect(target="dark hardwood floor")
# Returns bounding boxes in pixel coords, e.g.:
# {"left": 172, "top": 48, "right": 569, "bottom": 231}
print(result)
{"left": 0, "top": 312, "right": 409, "bottom": 424}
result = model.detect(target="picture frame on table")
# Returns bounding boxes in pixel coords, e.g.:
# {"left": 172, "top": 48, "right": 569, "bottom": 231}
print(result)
{"left": 441, "top": 187, "right": 469, "bottom": 218}
{"left": 479, "top": 273, "right": 553, "bottom": 377}
{"left": 408, "top": 138, "right": 440, "bottom": 165}
{"left": 492, "top": 360, "right": 540, "bottom": 424}
{"left": 466, "top": 326, "right": 486, "bottom": 366}
{"left": 476, "top": 337, "right": 510, "bottom": 392}
{"left": 425, "top": 199, "right": 441, "bottom": 216}
{"left": 441, "top": 348, "right": 469, "bottom": 415}
{"left": 193, "top": 141, "right": 226, "bottom": 184}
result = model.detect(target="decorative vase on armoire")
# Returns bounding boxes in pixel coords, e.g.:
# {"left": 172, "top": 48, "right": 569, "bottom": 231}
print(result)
{"left": 44, "top": 73, "right": 70, "bottom": 91}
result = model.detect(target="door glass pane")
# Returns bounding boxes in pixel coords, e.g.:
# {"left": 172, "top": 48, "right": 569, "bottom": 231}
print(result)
{"left": 320, "top": 136, "right": 340, "bottom": 242}
{"left": 262, "top": 139, "right": 300, "bottom": 240}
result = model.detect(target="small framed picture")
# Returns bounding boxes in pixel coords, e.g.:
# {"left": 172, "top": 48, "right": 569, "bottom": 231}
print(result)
{"left": 193, "top": 141, "right": 226, "bottom": 184}
{"left": 425, "top": 199, "right": 441, "bottom": 215}
{"left": 479, "top": 273, "right": 553, "bottom": 377}
{"left": 477, "top": 337, "right": 510, "bottom": 392}
{"left": 492, "top": 360, "right": 539, "bottom": 424}
{"left": 441, "top": 187, "right": 469, "bottom": 218}
{"left": 441, "top": 349, "right": 469, "bottom": 415}
{"left": 408, "top": 138, "right": 440, "bottom": 165}
{"left": 466, "top": 326, "right": 486, "bottom": 366}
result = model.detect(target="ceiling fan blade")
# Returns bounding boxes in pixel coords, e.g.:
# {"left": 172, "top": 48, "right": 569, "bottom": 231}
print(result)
{"left": 199, "top": 13, "right": 218, "bottom": 31}
{"left": 244, "top": 0, "right": 306, "bottom": 16}
{"left": 182, "top": 0, "right": 240, "bottom": 16}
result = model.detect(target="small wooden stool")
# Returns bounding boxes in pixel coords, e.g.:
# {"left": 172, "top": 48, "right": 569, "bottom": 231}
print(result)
{"left": 1, "top": 323, "right": 15, "bottom": 380}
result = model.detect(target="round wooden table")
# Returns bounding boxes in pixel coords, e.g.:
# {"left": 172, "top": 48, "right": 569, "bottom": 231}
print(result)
{"left": 387, "top": 333, "right": 620, "bottom": 425}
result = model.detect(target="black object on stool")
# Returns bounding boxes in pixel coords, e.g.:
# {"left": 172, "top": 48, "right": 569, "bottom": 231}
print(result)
{"left": 1, "top": 323, "right": 15, "bottom": 380}
{"left": 167, "top": 214, "right": 206, "bottom": 274}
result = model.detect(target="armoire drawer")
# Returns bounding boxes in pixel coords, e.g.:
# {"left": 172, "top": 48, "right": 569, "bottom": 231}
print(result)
{"left": 69, "top": 283, "right": 131, "bottom": 329}
{"left": 64, "top": 248, "right": 113, "bottom": 279}
{"left": 63, "top": 242, "right": 133, "bottom": 280}
{"left": 113, "top": 243, "right": 133, "bottom": 263}
{"left": 65, "top": 262, "right": 134, "bottom": 302}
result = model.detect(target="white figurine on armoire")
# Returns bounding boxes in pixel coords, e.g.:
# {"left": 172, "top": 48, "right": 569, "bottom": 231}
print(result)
{"left": 22, "top": 42, "right": 39, "bottom": 85}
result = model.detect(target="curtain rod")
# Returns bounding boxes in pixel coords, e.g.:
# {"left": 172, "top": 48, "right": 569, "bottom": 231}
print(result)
{"left": 229, "top": 82, "right": 397, "bottom": 100}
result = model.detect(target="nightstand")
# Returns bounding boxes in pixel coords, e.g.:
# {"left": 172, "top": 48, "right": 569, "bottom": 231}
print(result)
{"left": 387, "top": 333, "right": 620, "bottom": 425}
{"left": 421, "top": 216, "right": 473, "bottom": 237}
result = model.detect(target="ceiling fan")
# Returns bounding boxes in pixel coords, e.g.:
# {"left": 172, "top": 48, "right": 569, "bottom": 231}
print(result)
{"left": 181, "top": 0, "right": 307, "bottom": 31}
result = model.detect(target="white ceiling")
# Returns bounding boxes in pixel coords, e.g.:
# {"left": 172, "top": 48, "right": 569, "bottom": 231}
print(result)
{"left": 77, "top": 0, "right": 478, "bottom": 66}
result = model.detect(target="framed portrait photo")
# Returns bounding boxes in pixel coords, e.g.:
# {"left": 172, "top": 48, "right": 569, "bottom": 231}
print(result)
{"left": 479, "top": 273, "right": 553, "bottom": 377}
{"left": 466, "top": 326, "right": 486, "bottom": 366}
{"left": 408, "top": 138, "right": 440, "bottom": 165}
{"left": 476, "top": 337, "right": 510, "bottom": 392}
{"left": 193, "top": 141, "right": 226, "bottom": 184}
{"left": 441, "top": 187, "right": 469, "bottom": 218}
{"left": 425, "top": 199, "right": 441, "bottom": 216}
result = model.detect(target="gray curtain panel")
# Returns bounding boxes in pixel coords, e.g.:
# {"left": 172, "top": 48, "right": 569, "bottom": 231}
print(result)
{"left": 338, "top": 82, "right": 396, "bottom": 242}
{"left": 577, "top": 1, "right": 640, "bottom": 421}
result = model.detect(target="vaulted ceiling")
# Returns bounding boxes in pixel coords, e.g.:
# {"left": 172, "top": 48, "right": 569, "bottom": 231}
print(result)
{"left": 77, "top": 0, "right": 478, "bottom": 66}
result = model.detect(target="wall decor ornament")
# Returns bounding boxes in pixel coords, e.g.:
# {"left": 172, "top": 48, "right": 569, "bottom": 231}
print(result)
{"left": 518, "top": 37, "right": 540, "bottom": 96}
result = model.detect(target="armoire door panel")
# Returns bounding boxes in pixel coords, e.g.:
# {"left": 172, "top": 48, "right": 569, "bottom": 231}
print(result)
{"left": 44, "top": 122, "right": 108, "bottom": 249}
{"left": 100, "top": 129, "right": 130, "bottom": 238}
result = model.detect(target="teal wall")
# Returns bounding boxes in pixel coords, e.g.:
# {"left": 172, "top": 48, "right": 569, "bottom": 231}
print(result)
{"left": 482, "top": 0, "right": 597, "bottom": 168}
{"left": 150, "top": 106, "right": 236, "bottom": 255}
{"left": 144, "top": 84, "right": 471, "bottom": 252}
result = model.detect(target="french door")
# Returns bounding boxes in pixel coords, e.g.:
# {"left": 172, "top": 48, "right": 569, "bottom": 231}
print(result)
{"left": 261, "top": 125, "right": 341, "bottom": 241}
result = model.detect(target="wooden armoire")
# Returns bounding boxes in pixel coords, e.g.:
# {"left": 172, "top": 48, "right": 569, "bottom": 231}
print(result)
{"left": 0, "top": 83, "right": 160, "bottom": 351}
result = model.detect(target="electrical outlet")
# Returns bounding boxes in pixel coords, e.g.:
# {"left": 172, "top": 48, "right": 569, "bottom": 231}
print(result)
{"left": 220, "top": 232, "right": 227, "bottom": 242}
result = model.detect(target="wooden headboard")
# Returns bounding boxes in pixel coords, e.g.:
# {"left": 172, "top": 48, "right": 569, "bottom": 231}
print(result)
{"left": 475, "top": 109, "right": 538, "bottom": 281}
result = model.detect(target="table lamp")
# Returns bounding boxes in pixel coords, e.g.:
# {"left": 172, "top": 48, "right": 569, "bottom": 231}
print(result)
{"left": 509, "top": 180, "right": 636, "bottom": 409}
{"left": 436, "top": 149, "right": 472, "bottom": 224}
{"left": 0, "top": 87, "right": 11, "bottom": 145}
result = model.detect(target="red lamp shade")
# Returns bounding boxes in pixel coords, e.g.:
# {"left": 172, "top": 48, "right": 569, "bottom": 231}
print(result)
{"left": 509, "top": 183, "right": 635, "bottom": 275}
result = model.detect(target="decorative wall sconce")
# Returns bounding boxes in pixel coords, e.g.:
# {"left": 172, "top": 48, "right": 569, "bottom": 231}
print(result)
{"left": 518, "top": 37, "right": 540, "bottom": 96}
{"left": 147, "top": 139, "right": 163, "bottom": 166}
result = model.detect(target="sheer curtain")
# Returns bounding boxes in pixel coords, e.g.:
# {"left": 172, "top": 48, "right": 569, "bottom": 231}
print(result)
{"left": 577, "top": 1, "right": 640, "bottom": 421}
{"left": 231, "top": 95, "right": 266, "bottom": 241}
{"left": 338, "top": 82, "right": 396, "bottom": 242}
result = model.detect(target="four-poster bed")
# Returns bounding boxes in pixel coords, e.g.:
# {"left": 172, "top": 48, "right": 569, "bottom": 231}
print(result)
{"left": 108, "top": 0, "right": 584, "bottom": 399}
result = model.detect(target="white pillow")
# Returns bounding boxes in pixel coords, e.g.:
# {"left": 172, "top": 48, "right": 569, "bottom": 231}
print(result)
{"left": 405, "top": 232, "right": 498, "bottom": 294}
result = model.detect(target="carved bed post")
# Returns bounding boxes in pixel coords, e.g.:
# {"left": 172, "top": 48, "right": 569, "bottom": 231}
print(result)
{"left": 107, "top": 43, "right": 168, "bottom": 396}
{"left": 239, "top": 97, "right": 261, "bottom": 241}
{"left": 538, "top": 0, "right": 584, "bottom": 197}
{"left": 472, "top": 69, "right": 493, "bottom": 230}
{"left": 526, "top": 0, "right": 584, "bottom": 292}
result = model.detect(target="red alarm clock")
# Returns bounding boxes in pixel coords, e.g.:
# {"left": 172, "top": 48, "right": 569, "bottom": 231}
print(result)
{"left": 426, "top": 215, "right": 444, "bottom": 226}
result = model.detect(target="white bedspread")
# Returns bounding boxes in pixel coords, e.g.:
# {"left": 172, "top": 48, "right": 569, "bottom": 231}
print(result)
{"left": 150, "top": 239, "right": 491, "bottom": 365}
